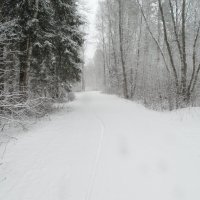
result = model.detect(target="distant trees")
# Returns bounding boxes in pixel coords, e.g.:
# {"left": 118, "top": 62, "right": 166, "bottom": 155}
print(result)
{"left": 0, "top": 0, "right": 84, "bottom": 128}
{"left": 95, "top": 0, "right": 200, "bottom": 110}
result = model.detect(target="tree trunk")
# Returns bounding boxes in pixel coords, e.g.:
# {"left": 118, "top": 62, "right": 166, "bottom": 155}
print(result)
{"left": 81, "top": 48, "right": 85, "bottom": 91}
{"left": 19, "top": 37, "right": 32, "bottom": 96}
{"left": 106, "top": 0, "right": 120, "bottom": 93}
{"left": 158, "top": 0, "right": 179, "bottom": 108}
{"left": 132, "top": 14, "right": 142, "bottom": 98}
{"left": 0, "top": 44, "right": 4, "bottom": 95}
{"left": 188, "top": 21, "right": 200, "bottom": 99}
{"left": 118, "top": 0, "right": 128, "bottom": 99}
{"left": 19, "top": 0, "right": 39, "bottom": 97}
{"left": 100, "top": 10, "right": 107, "bottom": 91}
{"left": 180, "top": 0, "right": 188, "bottom": 101}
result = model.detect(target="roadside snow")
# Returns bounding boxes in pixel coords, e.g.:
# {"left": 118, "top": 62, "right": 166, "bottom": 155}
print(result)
{"left": 0, "top": 92, "right": 200, "bottom": 200}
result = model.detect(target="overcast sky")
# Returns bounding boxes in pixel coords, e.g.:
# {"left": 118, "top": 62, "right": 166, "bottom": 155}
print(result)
{"left": 83, "top": 0, "right": 99, "bottom": 64}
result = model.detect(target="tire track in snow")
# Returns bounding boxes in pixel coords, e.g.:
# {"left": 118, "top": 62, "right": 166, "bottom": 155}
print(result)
{"left": 85, "top": 112, "right": 105, "bottom": 200}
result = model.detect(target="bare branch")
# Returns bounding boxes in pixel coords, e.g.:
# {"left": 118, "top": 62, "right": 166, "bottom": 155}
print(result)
{"left": 136, "top": 0, "right": 170, "bottom": 74}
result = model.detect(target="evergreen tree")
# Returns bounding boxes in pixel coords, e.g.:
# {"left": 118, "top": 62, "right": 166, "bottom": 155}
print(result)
{"left": 0, "top": 0, "right": 84, "bottom": 124}
{"left": 0, "top": 0, "right": 84, "bottom": 99}
{"left": 50, "top": 0, "right": 84, "bottom": 98}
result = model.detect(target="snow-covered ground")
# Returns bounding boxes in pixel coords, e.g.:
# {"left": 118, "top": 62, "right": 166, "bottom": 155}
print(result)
{"left": 0, "top": 91, "right": 200, "bottom": 200}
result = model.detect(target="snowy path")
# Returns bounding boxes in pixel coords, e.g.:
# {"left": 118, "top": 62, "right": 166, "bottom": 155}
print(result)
{"left": 1, "top": 92, "right": 200, "bottom": 200}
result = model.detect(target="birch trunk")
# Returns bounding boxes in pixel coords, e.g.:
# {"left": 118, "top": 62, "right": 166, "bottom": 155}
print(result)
{"left": 118, "top": 0, "right": 128, "bottom": 99}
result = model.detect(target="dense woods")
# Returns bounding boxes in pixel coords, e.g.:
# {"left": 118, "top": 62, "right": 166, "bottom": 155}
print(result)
{"left": 0, "top": 0, "right": 200, "bottom": 130}
{"left": 95, "top": 0, "right": 200, "bottom": 110}
{"left": 0, "top": 0, "right": 84, "bottom": 128}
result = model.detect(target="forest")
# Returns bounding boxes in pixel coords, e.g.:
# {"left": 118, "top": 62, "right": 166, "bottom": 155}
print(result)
{"left": 0, "top": 0, "right": 84, "bottom": 128}
{"left": 0, "top": 1, "right": 200, "bottom": 199}
{"left": 92, "top": 0, "right": 200, "bottom": 110}
{"left": 1, "top": 0, "right": 200, "bottom": 128}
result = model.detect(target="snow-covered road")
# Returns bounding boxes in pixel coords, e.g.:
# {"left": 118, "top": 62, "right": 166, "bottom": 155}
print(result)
{"left": 1, "top": 92, "right": 200, "bottom": 200}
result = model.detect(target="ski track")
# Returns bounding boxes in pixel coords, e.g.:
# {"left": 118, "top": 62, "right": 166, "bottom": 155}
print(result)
{"left": 85, "top": 111, "right": 105, "bottom": 200}
{"left": 0, "top": 91, "right": 200, "bottom": 200}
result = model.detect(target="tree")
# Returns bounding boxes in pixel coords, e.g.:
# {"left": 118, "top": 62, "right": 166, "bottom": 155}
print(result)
{"left": 118, "top": 0, "right": 128, "bottom": 99}
{"left": 0, "top": 0, "right": 84, "bottom": 127}
{"left": 95, "top": 0, "right": 200, "bottom": 109}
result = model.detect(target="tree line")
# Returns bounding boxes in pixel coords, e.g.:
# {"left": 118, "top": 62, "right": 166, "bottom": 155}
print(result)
{"left": 0, "top": 0, "right": 84, "bottom": 128}
{"left": 95, "top": 0, "right": 200, "bottom": 110}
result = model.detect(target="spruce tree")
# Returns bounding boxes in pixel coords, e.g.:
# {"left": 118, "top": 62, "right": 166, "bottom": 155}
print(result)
{"left": 50, "top": 0, "right": 84, "bottom": 98}
{"left": 0, "top": 0, "right": 84, "bottom": 99}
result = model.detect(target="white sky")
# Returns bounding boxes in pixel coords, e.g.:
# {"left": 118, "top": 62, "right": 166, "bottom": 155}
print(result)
{"left": 83, "top": 0, "right": 99, "bottom": 63}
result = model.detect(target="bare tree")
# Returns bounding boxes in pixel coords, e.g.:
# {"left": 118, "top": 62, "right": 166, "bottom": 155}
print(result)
{"left": 118, "top": 0, "right": 128, "bottom": 99}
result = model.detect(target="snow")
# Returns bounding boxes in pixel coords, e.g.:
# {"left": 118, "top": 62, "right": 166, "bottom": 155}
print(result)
{"left": 0, "top": 91, "right": 200, "bottom": 200}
